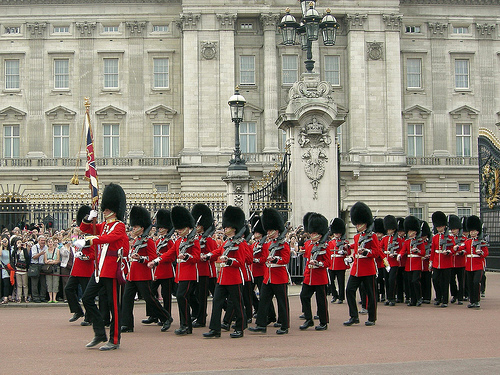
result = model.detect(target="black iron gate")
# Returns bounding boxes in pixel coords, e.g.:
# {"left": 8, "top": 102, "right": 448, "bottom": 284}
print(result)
{"left": 478, "top": 128, "right": 500, "bottom": 270}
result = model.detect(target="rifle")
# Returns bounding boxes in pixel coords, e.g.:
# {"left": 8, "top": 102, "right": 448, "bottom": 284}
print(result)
{"left": 333, "top": 233, "right": 349, "bottom": 254}
{"left": 309, "top": 232, "right": 329, "bottom": 268}
{"left": 179, "top": 216, "right": 202, "bottom": 257}
{"left": 222, "top": 222, "right": 247, "bottom": 257}
{"left": 156, "top": 226, "right": 176, "bottom": 254}
{"left": 386, "top": 234, "right": 399, "bottom": 254}
{"left": 438, "top": 228, "right": 454, "bottom": 253}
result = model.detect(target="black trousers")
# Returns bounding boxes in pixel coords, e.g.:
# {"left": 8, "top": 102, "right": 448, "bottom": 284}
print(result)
{"left": 121, "top": 280, "right": 171, "bottom": 328}
{"left": 396, "top": 267, "right": 405, "bottom": 302}
{"left": 408, "top": 270, "right": 422, "bottom": 304}
{"left": 466, "top": 269, "right": 483, "bottom": 304}
{"left": 346, "top": 274, "right": 377, "bottom": 322}
{"left": 300, "top": 283, "right": 329, "bottom": 325}
{"left": 328, "top": 269, "right": 346, "bottom": 301}
{"left": 191, "top": 275, "right": 209, "bottom": 325}
{"left": 377, "top": 267, "right": 386, "bottom": 300}
{"left": 82, "top": 275, "right": 120, "bottom": 345}
{"left": 176, "top": 280, "right": 196, "bottom": 330}
{"left": 64, "top": 275, "right": 89, "bottom": 318}
{"left": 255, "top": 283, "right": 289, "bottom": 330}
{"left": 386, "top": 266, "right": 398, "bottom": 302}
{"left": 252, "top": 275, "right": 276, "bottom": 322}
{"left": 147, "top": 277, "right": 174, "bottom": 318}
{"left": 421, "top": 271, "right": 432, "bottom": 301}
{"left": 432, "top": 268, "right": 451, "bottom": 304}
{"left": 450, "top": 267, "right": 465, "bottom": 301}
{"left": 209, "top": 283, "right": 246, "bottom": 332}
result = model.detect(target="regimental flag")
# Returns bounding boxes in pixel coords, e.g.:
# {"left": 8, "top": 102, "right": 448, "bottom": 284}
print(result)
{"left": 84, "top": 107, "right": 99, "bottom": 210}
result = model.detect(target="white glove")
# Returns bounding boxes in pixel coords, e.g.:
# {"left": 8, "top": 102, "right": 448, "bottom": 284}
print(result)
{"left": 385, "top": 265, "right": 391, "bottom": 272}
{"left": 344, "top": 257, "right": 353, "bottom": 265}
{"left": 74, "top": 251, "right": 83, "bottom": 259}
{"left": 88, "top": 210, "right": 98, "bottom": 220}
{"left": 73, "top": 239, "right": 86, "bottom": 249}
{"left": 397, "top": 254, "right": 401, "bottom": 262}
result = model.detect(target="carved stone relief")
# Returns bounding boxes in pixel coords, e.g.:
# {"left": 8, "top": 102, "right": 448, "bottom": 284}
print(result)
{"left": 367, "top": 42, "right": 383, "bottom": 60}
{"left": 200, "top": 41, "right": 218, "bottom": 60}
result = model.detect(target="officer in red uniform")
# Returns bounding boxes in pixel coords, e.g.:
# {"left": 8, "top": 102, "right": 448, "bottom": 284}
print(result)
{"left": 77, "top": 183, "right": 130, "bottom": 351}
{"left": 373, "top": 218, "right": 387, "bottom": 303}
{"left": 449, "top": 215, "right": 466, "bottom": 305}
{"left": 430, "top": 211, "right": 456, "bottom": 308}
{"left": 203, "top": 206, "right": 248, "bottom": 338}
{"left": 248, "top": 208, "right": 290, "bottom": 335}
{"left": 395, "top": 217, "right": 408, "bottom": 303}
{"left": 343, "top": 202, "right": 380, "bottom": 327}
{"left": 381, "top": 215, "right": 399, "bottom": 306}
{"left": 65, "top": 205, "right": 95, "bottom": 325}
{"left": 299, "top": 213, "right": 331, "bottom": 331}
{"left": 456, "top": 215, "right": 488, "bottom": 308}
{"left": 120, "top": 206, "right": 171, "bottom": 333}
{"left": 327, "top": 218, "right": 349, "bottom": 304}
{"left": 190, "top": 203, "right": 217, "bottom": 328}
{"left": 161, "top": 206, "right": 200, "bottom": 335}
{"left": 420, "top": 221, "right": 433, "bottom": 304}
{"left": 398, "top": 216, "right": 425, "bottom": 306}
{"left": 144, "top": 209, "right": 175, "bottom": 326}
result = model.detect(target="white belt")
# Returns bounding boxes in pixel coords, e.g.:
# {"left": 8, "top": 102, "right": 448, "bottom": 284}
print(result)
{"left": 331, "top": 254, "right": 344, "bottom": 258}
{"left": 267, "top": 264, "right": 286, "bottom": 268}
{"left": 355, "top": 254, "right": 368, "bottom": 259}
{"left": 408, "top": 254, "right": 421, "bottom": 258}
{"left": 466, "top": 254, "right": 480, "bottom": 258}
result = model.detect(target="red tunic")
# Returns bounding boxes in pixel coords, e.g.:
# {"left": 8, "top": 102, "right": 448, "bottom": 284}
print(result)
{"left": 198, "top": 236, "right": 218, "bottom": 278}
{"left": 303, "top": 242, "right": 331, "bottom": 285}
{"left": 80, "top": 220, "right": 130, "bottom": 279}
{"left": 399, "top": 238, "right": 425, "bottom": 272}
{"left": 458, "top": 238, "right": 489, "bottom": 272}
{"left": 162, "top": 236, "right": 200, "bottom": 282}
{"left": 251, "top": 240, "right": 268, "bottom": 277}
{"left": 328, "top": 237, "right": 350, "bottom": 271}
{"left": 211, "top": 238, "right": 247, "bottom": 285}
{"left": 70, "top": 245, "right": 95, "bottom": 278}
{"left": 127, "top": 237, "right": 156, "bottom": 281}
{"left": 381, "top": 235, "right": 400, "bottom": 268}
{"left": 154, "top": 236, "right": 175, "bottom": 279}
{"left": 452, "top": 234, "right": 467, "bottom": 268}
{"left": 263, "top": 240, "right": 290, "bottom": 285}
{"left": 430, "top": 233, "right": 456, "bottom": 269}
{"left": 349, "top": 232, "right": 380, "bottom": 277}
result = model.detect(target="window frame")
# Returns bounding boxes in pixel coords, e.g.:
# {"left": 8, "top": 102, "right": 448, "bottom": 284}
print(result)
{"left": 103, "top": 123, "right": 120, "bottom": 158}
{"left": 239, "top": 121, "right": 257, "bottom": 154}
{"left": 53, "top": 58, "right": 70, "bottom": 90}
{"left": 407, "top": 123, "right": 424, "bottom": 157}
{"left": 103, "top": 57, "right": 120, "bottom": 90}
{"left": 456, "top": 123, "right": 472, "bottom": 157}
{"left": 406, "top": 58, "right": 422, "bottom": 89}
{"left": 153, "top": 124, "right": 170, "bottom": 157}
{"left": 4, "top": 59, "right": 20, "bottom": 91}
{"left": 3, "top": 124, "right": 20, "bottom": 158}
{"left": 153, "top": 58, "right": 169, "bottom": 89}
{"left": 324, "top": 55, "right": 340, "bottom": 86}
{"left": 239, "top": 55, "right": 256, "bottom": 86}
{"left": 454, "top": 58, "right": 470, "bottom": 90}
{"left": 282, "top": 54, "right": 299, "bottom": 85}
{"left": 53, "top": 124, "right": 70, "bottom": 158}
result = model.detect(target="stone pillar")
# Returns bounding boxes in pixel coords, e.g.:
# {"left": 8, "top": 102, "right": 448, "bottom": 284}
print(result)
{"left": 260, "top": 13, "right": 280, "bottom": 153}
{"left": 222, "top": 169, "right": 252, "bottom": 216}
{"left": 276, "top": 73, "right": 346, "bottom": 226}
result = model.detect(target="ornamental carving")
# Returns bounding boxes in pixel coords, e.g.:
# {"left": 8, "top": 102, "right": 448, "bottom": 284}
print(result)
{"left": 176, "top": 13, "right": 201, "bottom": 31}
{"left": 216, "top": 13, "right": 237, "bottom": 31}
{"left": 233, "top": 184, "right": 244, "bottom": 208}
{"left": 260, "top": 13, "right": 280, "bottom": 31}
{"left": 76, "top": 21, "right": 96, "bottom": 36}
{"left": 298, "top": 117, "right": 332, "bottom": 199}
{"left": 26, "top": 22, "right": 46, "bottom": 37}
{"left": 345, "top": 13, "right": 367, "bottom": 31}
{"left": 200, "top": 41, "right": 218, "bottom": 60}
{"left": 367, "top": 42, "right": 383, "bottom": 60}
{"left": 481, "top": 164, "right": 500, "bottom": 209}
{"left": 126, "top": 21, "right": 147, "bottom": 34}
{"left": 382, "top": 14, "right": 403, "bottom": 30}
{"left": 428, "top": 22, "right": 448, "bottom": 35}
{"left": 289, "top": 80, "right": 333, "bottom": 100}
{"left": 476, "top": 23, "right": 495, "bottom": 36}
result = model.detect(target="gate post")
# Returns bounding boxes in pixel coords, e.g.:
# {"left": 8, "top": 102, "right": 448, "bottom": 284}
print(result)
{"left": 222, "top": 168, "right": 252, "bottom": 217}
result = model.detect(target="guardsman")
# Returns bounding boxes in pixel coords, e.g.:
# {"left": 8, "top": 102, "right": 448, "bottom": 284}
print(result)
{"left": 327, "top": 218, "right": 350, "bottom": 304}
{"left": 381, "top": 215, "right": 399, "bottom": 307}
{"left": 449, "top": 215, "right": 466, "bottom": 305}
{"left": 420, "top": 221, "right": 433, "bottom": 304}
{"left": 144, "top": 209, "right": 175, "bottom": 326}
{"left": 395, "top": 217, "right": 408, "bottom": 304}
{"left": 430, "top": 211, "right": 456, "bottom": 308}
{"left": 299, "top": 213, "right": 331, "bottom": 331}
{"left": 456, "top": 215, "right": 488, "bottom": 308}
{"left": 373, "top": 218, "right": 387, "bottom": 303}
{"left": 120, "top": 206, "right": 171, "bottom": 333}
{"left": 398, "top": 216, "right": 424, "bottom": 306}
{"left": 249, "top": 208, "right": 291, "bottom": 335}
{"left": 343, "top": 202, "right": 380, "bottom": 327}
{"left": 65, "top": 205, "right": 95, "bottom": 325}
{"left": 76, "top": 183, "right": 130, "bottom": 351}
{"left": 203, "top": 206, "right": 248, "bottom": 338}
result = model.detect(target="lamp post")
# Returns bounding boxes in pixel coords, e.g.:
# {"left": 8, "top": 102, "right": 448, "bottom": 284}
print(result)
{"left": 279, "top": 1, "right": 339, "bottom": 73}
{"left": 228, "top": 86, "right": 247, "bottom": 170}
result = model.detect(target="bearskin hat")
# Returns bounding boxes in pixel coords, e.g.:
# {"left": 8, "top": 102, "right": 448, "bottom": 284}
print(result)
{"left": 308, "top": 213, "right": 329, "bottom": 236}
{"left": 448, "top": 214, "right": 461, "bottom": 230}
{"left": 191, "top": 203, "right": 213, "bottom": 231}
{"left": 302, "top": 212, "right": 315, "bottom": 233}
{"left": 129, "top": 206, "right": 152, "bottom": 229}
{"left": 383, "top": 215, "right": 398, "bottom": 232}
{"left": 101, "top": 183, "right": 126, "bottom": 221}
{"left": 420, "top": 221, "right": 432, "bottom": 238}
{"left": 466, "top": 215, "right": 482, "bottom": 234}
{"left": 222, "top": 206, "right": 246, "bottom": 233}
{"left": 171, "top": 206, "right": 195, "bottom": 230}
{"left": 350, "top": 202, "right": 373, "bottom": 226}
{"left": 461, "top": 216, "right": 468, "bottom": 232}
{"left": 396, "top": 217, "right": 405, "bottom": 232}
{"left": 250, "top": 216, "right": 265, "bottom": 235}
{"left": 262, "top": 208, "right": 285, "bottom": 233}
{"left": 404, "top": 215, "right": 420, "bottom": 235}
{"left": 432, "top": 211, "right": 448, "bottom": 228}
{"left": 76, "top": 205, "right": 91, "bottom": 226}
{"left": 329, "top": 218, "right": 346, "bottom": 236}
{"left": 156, "top": 209, "right": 173, "bottom": 231}
{"left": 374, "top": 218, "right": 386, "bottom": 235}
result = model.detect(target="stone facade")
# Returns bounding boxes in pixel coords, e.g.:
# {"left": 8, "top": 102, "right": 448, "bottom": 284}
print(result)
{"left": 0, "top": 0, "right": 498, "bottom": 231}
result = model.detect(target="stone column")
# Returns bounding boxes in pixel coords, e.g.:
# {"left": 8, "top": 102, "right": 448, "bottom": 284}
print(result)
{"left": 222, "top": 171, "right": 252, "bottom": 216}
{"left": 260, "top": 13, "right": 280, "bottom": 153}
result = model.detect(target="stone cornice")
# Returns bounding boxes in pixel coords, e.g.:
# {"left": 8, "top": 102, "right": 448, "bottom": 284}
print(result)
{"left": 345, "top": 14, "right": 368, "bottom": 32}
{"left": 216, "top": 13, "right": 237, "bottom": 31}
{"left": 260, "top": 13, "right": 280, "bottom": 32}
{"left": 0, "top": 0, "right": 176, "bottom": 3}
{"left": 176, "top": 13, "right": 200, "bottom": 31}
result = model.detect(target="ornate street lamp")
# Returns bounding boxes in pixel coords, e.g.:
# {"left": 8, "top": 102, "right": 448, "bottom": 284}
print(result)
{"left": 279, "top": 1, "right": 339, "bottom": 73}
{"left": 228, "top": 87, "right": 247, "bottom": 170}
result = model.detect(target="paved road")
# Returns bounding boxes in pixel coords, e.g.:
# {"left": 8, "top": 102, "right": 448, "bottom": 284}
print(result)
{"left": 1, "top": 272, "right": 499, "bottom": 375}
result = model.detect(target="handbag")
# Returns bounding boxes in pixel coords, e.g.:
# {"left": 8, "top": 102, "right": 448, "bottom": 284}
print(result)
{"left": 41, "top": 264, "right": 54, "bottom": 274}
{"left": 27, "top": 264, "right": 40, "bottom": 277}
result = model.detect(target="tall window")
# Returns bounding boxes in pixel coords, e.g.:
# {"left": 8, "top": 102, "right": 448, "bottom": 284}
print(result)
{"left": 153, "top": 124, "right": 170, "bottom": 157}
{"left": 53, "top": 124, "right": 69, "bottom": 158}
{"left": 103, "top": 58, "right": 119, "bottom": 89}
{"left": 4, "top": 125, "right": 20, "bottom": 158}
{"left": 407, "top": 58, "right": 422, "bottom": 89}
{"left": 324, "top": 55, "right": 340, "bottom": 86}
{"left": 240, "top": 55, "right": 255, "bottom": 85}
{"left": 409, "top": 207, "right": 423, "bottom": 220}
{"left": 153, "top": 58, "right": 169, "bottom": 89}
{"left": 5, "top": 59, "right": 20, "bottom": 90}
{"left": 456, "top": 124, "right": 471, "bottom": 157}
{"left": 282, "top": 55, "right": 298, "bottom": 85}
{"left": 457, "top": 207, "right": 471, "bottom": 217}
{"left": 103, "top": 124, "right": 119, "bottom": 157}
{"left": 455, "top": 59, "right": 469, "bottom": 89}
{"left": 408, "top": 124, "right": 424, "bottom": 157}
{"left": 240, "top": 122, "right": 257, "bottom": 153}
{"left": 54, "top": 59, "right": 69, "bottom": 89}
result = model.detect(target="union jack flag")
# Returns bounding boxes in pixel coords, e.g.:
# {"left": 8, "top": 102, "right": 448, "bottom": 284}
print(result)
{"left": 84, "top": 108, "right": 99, "bottom": 210}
